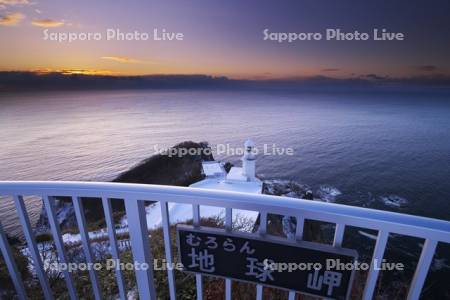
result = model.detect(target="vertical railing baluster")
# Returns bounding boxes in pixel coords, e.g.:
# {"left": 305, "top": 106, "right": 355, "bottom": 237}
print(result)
{"left": 288, "top": 286, "right": 296, "bottom": 299}
{"left": 72, "top": 197, "right": 102, "bottom": 300}
{"left": 406, "top": 239, "right": 437, "bottom": 300}
{"left": 333, "top": 223, "right": 345, "bottom": 247}
{"left": 192, "top": 204, "right": 203, "bottom": 300}
{"left": 288, "top": 215, "right": 305, "bottom": 300}
{"left": 43, "top": 195, "right": 78, "bottom": 300}
{"left": 256, "top": 212, "right": 267, "bottom": 300}
{"left": 14, "top": 195, "right": 53, "bottom": 300}
{"left": 317, "top": 223, "right": 347, "bottom": 300}
{"left": 225, "top": 207, "right": 232, "bottom": 300}
{"left": 0, "top": 221, "right": 27, "bottom": 300}
{"left": 295, "top": 216, "right": 304, "bottom": 241}
{"left": 362, "top": 230, "right": 389, "bottom": 300}
{"left": 102, "top": 197, "right": 126, "bottom": 300}
{"left": 160, "top": 201, "right": 176, "bottom": 300}
{"left": 193, "top": 204, "right": 201, "bottom": 225}
{"left": 125, "top": 198, "right": 157, "bottom": 300}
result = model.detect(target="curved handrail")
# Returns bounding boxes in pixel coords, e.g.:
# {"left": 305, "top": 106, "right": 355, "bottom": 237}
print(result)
{"left": 1, "top": 181, "right": 449, "bottom": 243}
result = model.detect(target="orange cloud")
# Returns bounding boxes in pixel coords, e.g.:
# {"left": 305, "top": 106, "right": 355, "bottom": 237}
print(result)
{"left": 60, "top": 69, "right": 117, "bottom": 76}
{"left": 31, "top": 19, "right": 64, "bottom": 27}
{"left": 101, "top": 56, "right": 142, "bottom": 64}
{"left": 0, "top": 12, "right": 25, "bottom": 25}
{"left": 0, "top": 0, "right": 29, "bottom": 5}
{"left": 33, "top": 68, "right": 118, "bottom": 76}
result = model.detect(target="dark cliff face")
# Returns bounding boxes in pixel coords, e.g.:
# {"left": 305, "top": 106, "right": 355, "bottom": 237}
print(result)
{"left": 36, "top": 141, "right": 215, "bottom": 231}
{"left": 89, "top": 141, "right": 215, "bottom": 217}
{"left": 113, "top": 141, "right": 214, "bottom": 186}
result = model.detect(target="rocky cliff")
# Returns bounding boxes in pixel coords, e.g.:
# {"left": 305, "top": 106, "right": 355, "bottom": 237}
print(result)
{"left": 36, "top": 141, "right": 214, "bottom": 232}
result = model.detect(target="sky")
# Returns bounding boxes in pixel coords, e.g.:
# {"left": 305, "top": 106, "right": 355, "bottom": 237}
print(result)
{"left": 0, "top": 0, "right": 449, "bottom": 79}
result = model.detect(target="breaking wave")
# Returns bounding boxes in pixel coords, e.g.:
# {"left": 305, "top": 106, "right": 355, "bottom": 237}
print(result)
{"left": 316, "top": 185, "right": 342, "bottom": 203}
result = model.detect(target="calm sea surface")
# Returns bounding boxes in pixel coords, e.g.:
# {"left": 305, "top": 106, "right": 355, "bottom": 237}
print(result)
{"left": 1, "top": 89, "right": 450, "bottom": 236}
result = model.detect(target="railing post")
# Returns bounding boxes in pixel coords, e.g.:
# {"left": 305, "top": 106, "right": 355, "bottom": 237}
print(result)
{"left": 160, "top": 201, "right": 176, "bottom": 300}
{"left": 333, "top": 223, "right": 345, "bottom": 247}
{"left": 362, "top": 230, "right": 389, "bottom": 300}
{"left": 43, "top": 196, "right": 78, "bottom": 300}
{"left": 102, "top": 197, "right": 127, "bottom": 300}
{"left": 406, "top": 239, "right": 437, "bottom": 300}
{"left": 288, "top": 215, "right": 305, "bottom": 300}
{"left": 0, "top": 221, "right": 27, "bottom": 300}
{"left": 72, "top": 196, "right": 102, "bottom": 300}
{"left": 256, "top": 212, "right": 267, "bottom": 300}
{"left": 14, "top": 195, "right": 53, "bottom": 300}
{"left": 125, "top": 199, "right": 157, "bottom": 300}
{"left": 192, "top": 204, "right": 203, "bottom": 300}
{"left": 225, "top": 207, "right": 233, "bottom": 300}
{"left": 295, "top": 216, "right": 304, "bottom": 241}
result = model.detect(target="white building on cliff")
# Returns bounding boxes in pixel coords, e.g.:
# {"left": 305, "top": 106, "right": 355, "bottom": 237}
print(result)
{"left": 190, "top": 139, "right": 262, "bottom": 194}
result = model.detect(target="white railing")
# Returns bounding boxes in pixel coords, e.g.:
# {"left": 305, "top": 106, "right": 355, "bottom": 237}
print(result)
{"left": 0, "top": 181, "right": 449, "bottom": 300}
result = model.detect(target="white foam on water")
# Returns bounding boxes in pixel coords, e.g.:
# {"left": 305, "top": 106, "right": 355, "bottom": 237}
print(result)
{"left": 316, "top": 185, "right": 342, "bottom": 203}
{"left": 379, "top": 195, "right": 408, "bottom": 208}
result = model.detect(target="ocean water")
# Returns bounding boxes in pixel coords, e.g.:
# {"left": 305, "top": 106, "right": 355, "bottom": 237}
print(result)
{"left": 0, "top": 89, "right": 450, "bottom": 237}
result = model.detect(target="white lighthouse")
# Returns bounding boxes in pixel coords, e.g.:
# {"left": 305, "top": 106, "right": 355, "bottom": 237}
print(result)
{"left": 191, "top": 139, "right": 262, "bottom": 194}
{"left": 242, "top": 139, "right": 256, "bottom": 181}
